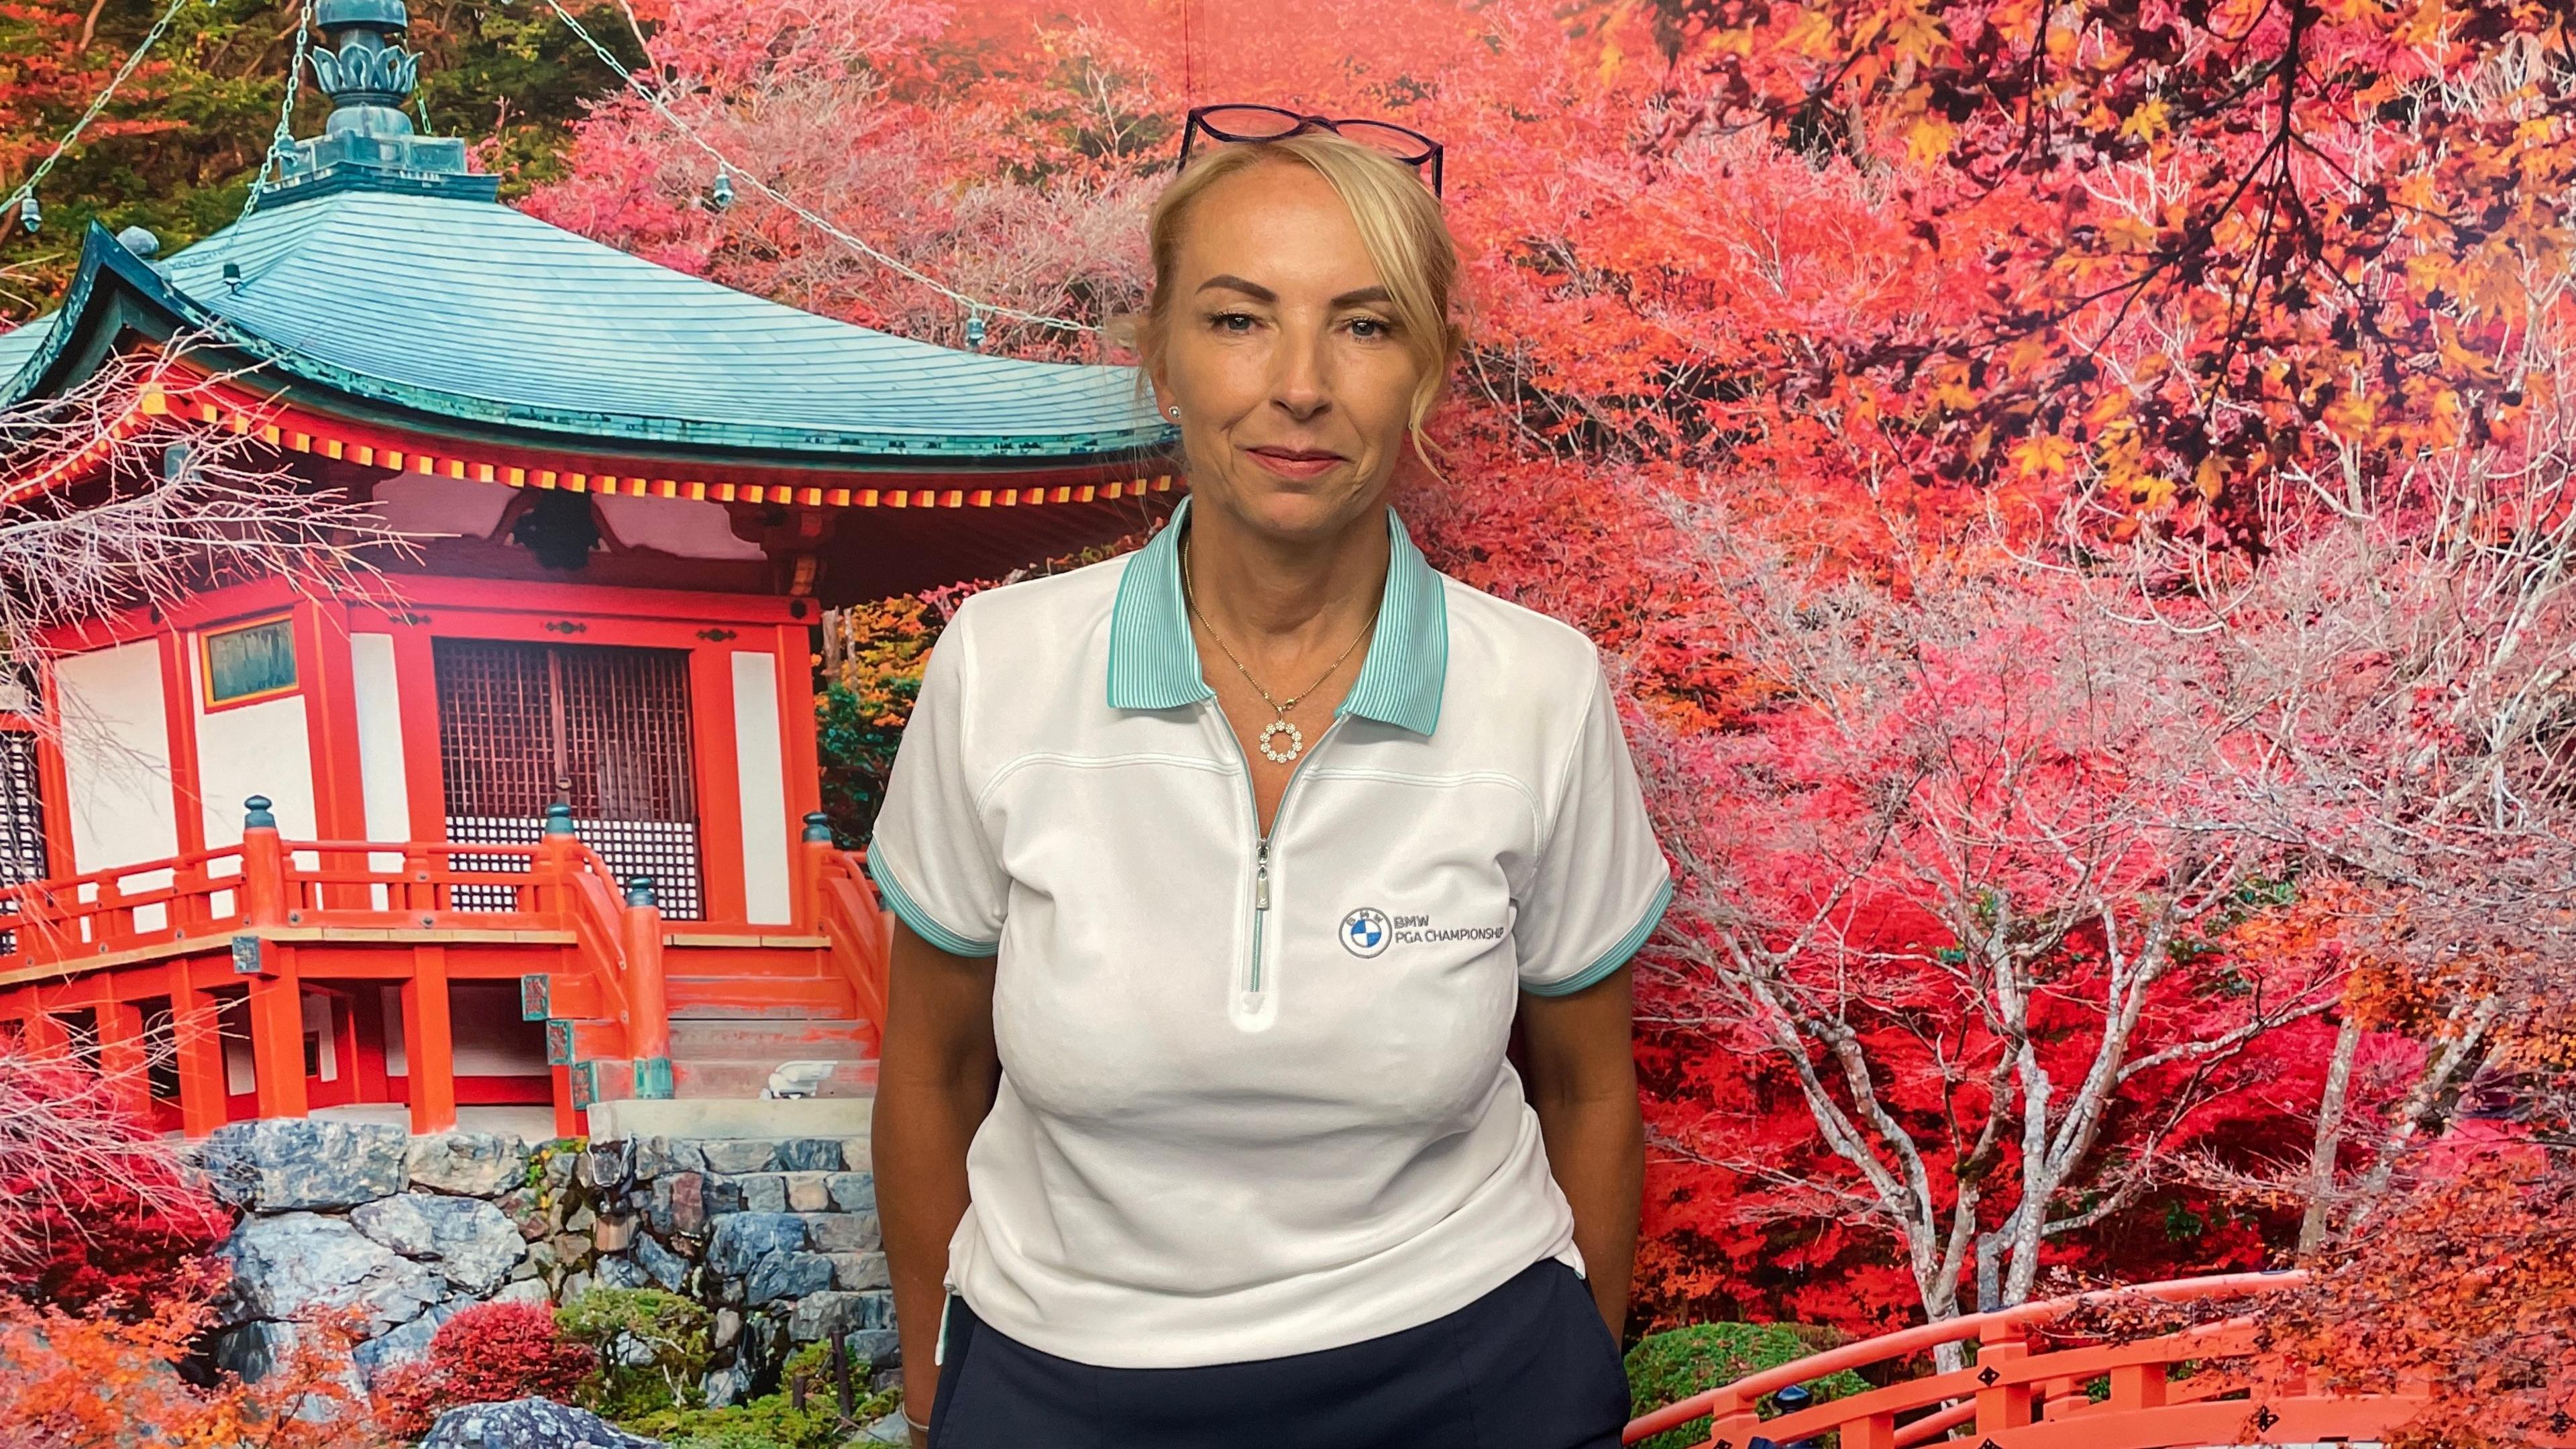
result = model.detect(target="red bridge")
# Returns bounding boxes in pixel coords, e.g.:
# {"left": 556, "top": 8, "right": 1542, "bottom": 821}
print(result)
{"left": 1624, "top": 1271, "right": 2548, "bottom": 1449}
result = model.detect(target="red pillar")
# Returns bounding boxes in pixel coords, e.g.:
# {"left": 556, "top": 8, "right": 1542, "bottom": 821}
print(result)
{"left": 351, "top": 986, "right": 392, "bottom": 1104}
{"left": 94, "top": 991, "right": 150, "bottom": 1120}
{"left": 169, "top": 959, "right": 229, "bottom": 1137}
{"left": 246, "top": 959, "right": 308, "bottom": 1120}
{"left": 621, "top": 879, "right": 671, "bottom": 1098}
{"left": 400, "top": 945, "right": 455, "bottom": 1134}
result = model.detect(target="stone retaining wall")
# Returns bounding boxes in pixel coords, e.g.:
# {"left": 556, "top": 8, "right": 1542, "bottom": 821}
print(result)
{"left": 195, "top": 1120, "right": 896, "bottom": 1406}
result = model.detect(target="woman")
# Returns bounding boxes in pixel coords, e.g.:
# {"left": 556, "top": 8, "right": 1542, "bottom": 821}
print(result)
{"left": 868, "top": 115, "right": 1671, "bottom": 1449}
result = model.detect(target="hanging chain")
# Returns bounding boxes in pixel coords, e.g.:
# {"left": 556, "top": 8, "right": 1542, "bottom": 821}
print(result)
{"left": 3, "top": 0, "right": 197, "bottom": 229}
{"left": 239, "top": 0, "right": 319, "bottom": 223}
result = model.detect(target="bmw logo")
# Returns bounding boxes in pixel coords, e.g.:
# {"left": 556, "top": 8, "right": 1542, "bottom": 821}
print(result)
{"left": 1341, "top": 907, "right": 1391, "bottom": 959}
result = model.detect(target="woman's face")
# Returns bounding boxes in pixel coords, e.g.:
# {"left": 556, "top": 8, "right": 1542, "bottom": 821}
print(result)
{"left": 1150, "top": 160, "right": 1426, "bottom": 545}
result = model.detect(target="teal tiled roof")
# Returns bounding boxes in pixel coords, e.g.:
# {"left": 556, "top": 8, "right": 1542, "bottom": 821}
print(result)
{"left": 2, "top": 191, "right": 1174, "bottom": 468}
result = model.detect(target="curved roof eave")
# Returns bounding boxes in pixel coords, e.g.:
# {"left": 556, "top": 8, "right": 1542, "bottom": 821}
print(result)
{"left": 3, "top": 223, "right": 1178, "bottom": 470}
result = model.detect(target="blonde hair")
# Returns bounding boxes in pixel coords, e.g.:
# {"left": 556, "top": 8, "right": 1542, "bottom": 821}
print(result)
{"left": 1134, "top": 131, "right": 1464, "bottom": 470}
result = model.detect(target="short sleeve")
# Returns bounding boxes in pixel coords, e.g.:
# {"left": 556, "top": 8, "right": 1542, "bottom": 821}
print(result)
{"left": 1516, "top": 666, "right": 1672, "bottom": 996}
{"left": 865, "top": 608, "right": 1006, "bottom": 957}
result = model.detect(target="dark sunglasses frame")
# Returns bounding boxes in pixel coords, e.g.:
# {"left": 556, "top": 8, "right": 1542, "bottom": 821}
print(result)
{"left": 1176, "top": 104, "right": 1446, "bottom": 197}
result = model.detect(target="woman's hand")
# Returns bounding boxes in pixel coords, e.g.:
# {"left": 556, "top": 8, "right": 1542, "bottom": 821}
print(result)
{"left": 1518, "top": 963, "right": 1644, "bottom": 1338}
{"left": 872, "top": 920, "right": 1002, "bottom": 1437}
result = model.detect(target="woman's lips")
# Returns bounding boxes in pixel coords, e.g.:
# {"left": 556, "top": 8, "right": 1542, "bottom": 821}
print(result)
{"left": 1246, "top": 446, "right": 1345, "bottom": 480}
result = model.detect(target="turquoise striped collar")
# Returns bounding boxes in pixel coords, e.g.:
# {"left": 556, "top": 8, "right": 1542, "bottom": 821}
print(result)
{"left": 1107, "top": 496, "right": 1448, "bottom": 736}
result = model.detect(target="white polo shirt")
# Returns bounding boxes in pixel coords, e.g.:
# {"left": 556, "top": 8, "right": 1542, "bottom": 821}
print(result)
{"left": 867, "top": 498, "right": 1671, "bottom": 1369}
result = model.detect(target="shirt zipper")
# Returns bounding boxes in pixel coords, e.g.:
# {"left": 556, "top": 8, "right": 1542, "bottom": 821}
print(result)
{"left": 1214, "top": 705, "right": 1340, "bottom": 1012}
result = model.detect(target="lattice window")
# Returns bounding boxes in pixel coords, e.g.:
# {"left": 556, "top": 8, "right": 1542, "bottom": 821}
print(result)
{"left": 0, "top": 731, "right": 49, "bottom": 887}
{"left": 0, "top": 731, "right": 49, "bottom": 955}
{"left": 433, "top": 641, "right": 704, "bottom": 919}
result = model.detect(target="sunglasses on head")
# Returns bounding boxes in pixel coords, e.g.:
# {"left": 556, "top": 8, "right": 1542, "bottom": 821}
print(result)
{"left": 1177, "top": 104, "right": 1446, "bottom": 197}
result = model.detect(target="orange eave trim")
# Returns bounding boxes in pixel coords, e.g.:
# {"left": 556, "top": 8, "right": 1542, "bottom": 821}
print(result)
{"left": 9, "top": 371, "right": 1179, "bottom": 513}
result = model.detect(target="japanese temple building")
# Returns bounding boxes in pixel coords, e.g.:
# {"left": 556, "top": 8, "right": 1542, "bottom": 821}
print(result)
{"left": 0, "top": 0, "right": 1175, "bottom": 1137}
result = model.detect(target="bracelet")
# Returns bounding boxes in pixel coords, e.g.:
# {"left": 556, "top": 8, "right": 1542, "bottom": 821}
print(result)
{"left": 904, "top": 1407, "right": 932, "bottom": 1434}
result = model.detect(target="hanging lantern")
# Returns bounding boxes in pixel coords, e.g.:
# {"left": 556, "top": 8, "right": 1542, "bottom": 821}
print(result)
{"left": 16, "top": 194, "right": 36, "bottom": 234}
{"left": 708, "top": 168, "right": 736, "bottom": 212}
{"left": 965, "top": 313, "right": 987, "bottom": 351}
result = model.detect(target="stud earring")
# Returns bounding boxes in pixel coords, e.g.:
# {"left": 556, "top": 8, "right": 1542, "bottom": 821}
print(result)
{"left": 1167, "top": 406, "right": 1180, "bottom": 419}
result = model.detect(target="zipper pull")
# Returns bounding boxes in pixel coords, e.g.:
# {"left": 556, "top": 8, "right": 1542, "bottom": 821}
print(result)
{"left": 1254, "top": 842, "right": 1271, "bottom": 911}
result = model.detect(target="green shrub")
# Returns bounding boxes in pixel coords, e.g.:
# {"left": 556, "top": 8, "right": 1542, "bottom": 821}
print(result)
{"left": 621, "top": 1387, "right": 900, "bottom": 1449}
{"left": 557, "top": 1286, "right": 712, "bottom": 1418}
{"left": 1624, "top": 1322, "right": 1868, "bottom": 1449}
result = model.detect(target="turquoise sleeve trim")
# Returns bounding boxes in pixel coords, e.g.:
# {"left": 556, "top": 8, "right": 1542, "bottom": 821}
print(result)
{"left": 1522, "top": 875, "right": 1672, "bottom": 998}
{"left": 865, "top": 850, "right": 1002, "bottom": 959}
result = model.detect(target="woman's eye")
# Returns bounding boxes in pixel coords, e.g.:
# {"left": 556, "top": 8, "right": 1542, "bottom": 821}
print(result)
{"left": 1210, "top": 311, "right": 1258, "bottom": 333}
{"left": 1348, "top": 316, "right": 1393, "bottom": 341}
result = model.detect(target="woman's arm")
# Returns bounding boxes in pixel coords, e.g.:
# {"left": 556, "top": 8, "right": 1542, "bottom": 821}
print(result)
{"left": 871, "top": 919, "right": 1002, "bottom": 1446}
{"left": 1518, "top": 962, "right": 1644, "bottom": 1338}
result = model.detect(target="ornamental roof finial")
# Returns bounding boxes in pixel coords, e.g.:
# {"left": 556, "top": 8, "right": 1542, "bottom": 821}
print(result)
{"left": 261, "top": 0, "right": 499, "bottom": 206}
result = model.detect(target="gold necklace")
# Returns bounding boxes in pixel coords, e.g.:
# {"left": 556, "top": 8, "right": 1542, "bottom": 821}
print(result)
{"left": 1180, "top": 532, "right": 1379, "bottom": 764}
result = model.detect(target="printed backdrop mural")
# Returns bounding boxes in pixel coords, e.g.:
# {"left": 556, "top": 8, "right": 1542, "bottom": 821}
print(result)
{"left": 4, "top": 0, "right": 2576, "bottom": 1438}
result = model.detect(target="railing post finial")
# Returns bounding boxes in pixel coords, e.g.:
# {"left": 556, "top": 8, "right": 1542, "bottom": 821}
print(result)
{"left": 802, "top": 811, "right": 833, "bottom": 843}
{"left": 624, "top": 875, "right": 657, "bottom": 908}
{"left": 244, "top": 796, "right": 276, "bottom": 830}
{"left": 542, "top": 803, "right": 576, "bottom": 836}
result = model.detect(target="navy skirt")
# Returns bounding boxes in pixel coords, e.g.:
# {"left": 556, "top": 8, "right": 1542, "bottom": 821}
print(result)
{"left": 926, "top": 1258, "right": 1630, "bottom": 1449}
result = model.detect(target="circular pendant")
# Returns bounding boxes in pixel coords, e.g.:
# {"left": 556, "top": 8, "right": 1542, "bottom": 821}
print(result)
{"left": 1257, "top": 718, "right": 1305, "bottom": 764}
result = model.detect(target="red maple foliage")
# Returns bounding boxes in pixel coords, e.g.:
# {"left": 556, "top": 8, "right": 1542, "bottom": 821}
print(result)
{"left": 369, "top": 1299, "right": 599, "bottom": 1440}
{"left": 517, "top": 0, "right": 2576, "bottom": 1416}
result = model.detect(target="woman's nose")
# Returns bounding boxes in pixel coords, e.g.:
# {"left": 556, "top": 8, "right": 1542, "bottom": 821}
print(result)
{"left": 1271, "top": 327, "right": 1331, "bottom": 419}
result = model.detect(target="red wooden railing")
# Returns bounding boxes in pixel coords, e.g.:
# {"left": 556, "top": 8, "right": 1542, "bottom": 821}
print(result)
{"left": 1621, "top": 1271, "right": 2512, "bottom": 1449}
{"left": 803, "top": 816, "right": 892, "bottom": 1055}
{"left": 0, "top": 802, "right": 893, "bottom": 1124}
{"left": 0, "top": 804, "right": 667, "bottom": 1069}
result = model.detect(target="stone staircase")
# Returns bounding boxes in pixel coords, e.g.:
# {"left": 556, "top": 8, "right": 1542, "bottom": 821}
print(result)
{"left": 526, "top": 933, "right": 881, "bottom": 1114}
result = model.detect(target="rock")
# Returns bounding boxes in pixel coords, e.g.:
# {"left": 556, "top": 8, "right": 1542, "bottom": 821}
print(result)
{"left": 213, "top": 1319, "right": 297, "bottom": 1381}
{"left": 353, "top": 1194, "right": 525, "bottom": 1295}
{"left": 498, "top": 1187, "right": 548, "bottom": 1240}
{"left": 633, "top": 1233, "right": 689, "bottom": 1293}
{"left": 840, "top": 1136, "right": 871, "bottom": 1172}
{"left": 775, "top": 1137, "right": 843, "bottom": 1172}
{"left": 201, "top": 1120, "right": 407, "bottom": 1212}
{"left": 845, "top": 1328, "right": 901, "bottom": 1367}
{"left": 826, "top": 1172, "right": 875, "bottom": 1213}
{"left": 830, "top": 1251, "right": 890, "bottom": 1291}
{"left": 747, "top": 1251, "right": 835, "bottom": 1306}
{"left": 698, "top": 1140, "right": 777, "bottom": 1175}
{"left": 561, "top": 1270, "right": 595, "bottom": 1301}
{"left": 712, "top": 1307, "right": 741, "bottom": 1349}
{"left": 551, "top": 1232, "right": 595, "bottom": 1269}
{"left": 593, "top": 1214, "right": 637, "bottom": 1252}
{"left": 633, "top": 1136, "right": 700, "bottom": 1181}
{"left": 804, "top": 1212, "right": 881, "bottom": 1253}
{"left": 565, "top": 1203, "right": 597, "bottom": 1234}
{"left": 782, "top": 1172, "right": 831, "bottom": 1212}
{"left": 871, "top": 1363, "right": 904, "bottom": 1393}
{"left": 221, "top": 1212, "right": 445, "bottom": 1332}
{"left": 705, "top": 1212, "right": 805, "bottom": 1276}
{"left": 593, "top": 1253, "right": 651, "bottom": 1290}
{"left": 701, "top": 1175, "right": 744, "bottom": 1217}
{"left": 420, "top": 1397, "right": 663, "bottom": 1448}
{"left": 786, "top": 1290, "right": 872, "bottom": 1340}
{"left": 664, "top": 1173, "right": 706, "bottom": 1236}
{"left": 543, "top": 1152, "right": 576, "bottom": 1191}
{"left": 701, "top": 1365, "right": 751, "bottom": 1409}
{"left": 353, "top": 1302, "right": 458, "bottom": 1382}
{"left": 492, "top": 1279, "right": 551, "bottom": 1305}
{"left": 408, "top": 1132, "right": 531, "bottom": 1197}
{"left": 737, "top": 1174, "right": 787, "bottom": 1214}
